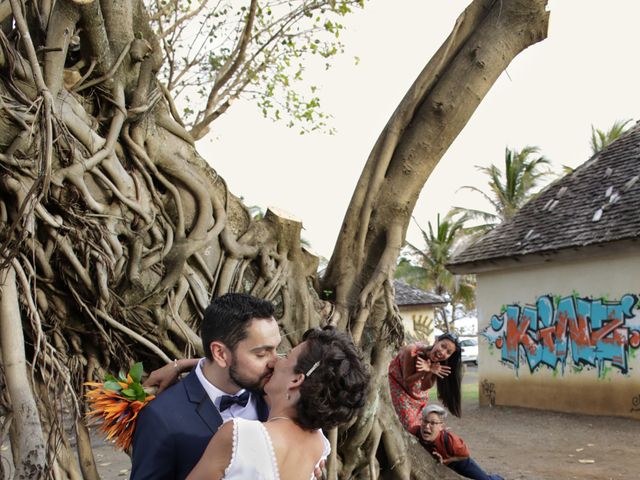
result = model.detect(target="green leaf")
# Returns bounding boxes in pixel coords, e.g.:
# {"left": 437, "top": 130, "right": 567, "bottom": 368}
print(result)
{"left": 104, "top": 381, "right": 122, "bottom": 392}
{"left": 121, "top": 388, "right": 136, "bottom": 398}
{"left": 132, "top": 383, "right": 147, "bottom": 401}
{"left": 118, "top": 370, "right": 127, "bottom": 382}
{"left": 129, "top": 362, "right": 144, "bottom": 384}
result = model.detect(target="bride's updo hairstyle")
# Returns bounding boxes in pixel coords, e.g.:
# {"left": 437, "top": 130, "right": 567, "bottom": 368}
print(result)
{"left": 293, "top": 326, "right": 370, "bottom": 431}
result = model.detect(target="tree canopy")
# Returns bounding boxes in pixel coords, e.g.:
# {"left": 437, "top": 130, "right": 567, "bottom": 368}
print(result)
{"left": 147, "top": 0, "right": 364, "bottom": 139}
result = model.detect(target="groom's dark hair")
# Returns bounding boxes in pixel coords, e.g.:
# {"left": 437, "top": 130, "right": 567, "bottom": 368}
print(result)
{"left": 201, "top": 293, "right": 275, "bottom": 359}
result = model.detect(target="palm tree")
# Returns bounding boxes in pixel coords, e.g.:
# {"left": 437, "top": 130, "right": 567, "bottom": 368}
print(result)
{"left": 453, "top": 146, "right": 551, "bottom": 233}
{"left": 397, "top": 211, "right": 476, "bottom": 332}
{"left": 590, "top": 119, "right": 633, "bottom": 155}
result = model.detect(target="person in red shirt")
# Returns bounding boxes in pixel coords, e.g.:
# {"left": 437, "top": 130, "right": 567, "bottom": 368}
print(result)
{"left": 418, "top": 404, "right": 504, "bottom": 480}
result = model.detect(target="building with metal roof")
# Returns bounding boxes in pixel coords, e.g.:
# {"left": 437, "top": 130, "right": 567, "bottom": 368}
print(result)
{"left": 447, "top": 123, "right": 640, "bottom": 418}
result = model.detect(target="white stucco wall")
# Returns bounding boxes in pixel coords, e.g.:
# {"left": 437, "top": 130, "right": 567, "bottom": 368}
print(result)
{"left": 475, "top": 248, "right": 640, "bottom": 418}
{"left": 398, "top": 305, "right": 437, "bottom": 344}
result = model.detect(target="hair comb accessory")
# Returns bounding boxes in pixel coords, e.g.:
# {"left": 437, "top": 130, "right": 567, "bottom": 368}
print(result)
{"left": 305, "top": 360, "right": 321, "bottom": 377}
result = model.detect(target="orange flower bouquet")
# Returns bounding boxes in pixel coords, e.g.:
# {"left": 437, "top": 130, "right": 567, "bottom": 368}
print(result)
{"left": 84, "top": 362, "right": 155, "bottom": 451}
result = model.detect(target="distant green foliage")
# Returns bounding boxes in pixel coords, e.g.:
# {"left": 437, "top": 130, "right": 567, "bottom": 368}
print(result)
{"left": 590, "top": 119, "right": 633, "bottom": 155}
{"left": 396, "top": 211, "right": 476, "bottom": 331}
{"left": 148, "top": 1, "right": 365, "bottom": 137}
{"left": 453, "top": 146, "right": 551, "bottom": 234}
{"left": 429, "top": 382, "right": 479, "bottom": 402}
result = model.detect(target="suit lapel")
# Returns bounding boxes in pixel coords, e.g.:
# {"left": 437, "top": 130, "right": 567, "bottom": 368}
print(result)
{"left": 254, "top": 392, "right": 270, "bottom": 421}
{"left": 183, "top": 370, "right": 223, "bottom": 433}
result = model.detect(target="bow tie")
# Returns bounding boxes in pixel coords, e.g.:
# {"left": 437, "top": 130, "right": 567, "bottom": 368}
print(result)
{"left": 219, "top": 391, "right": 251, "bottom": 412}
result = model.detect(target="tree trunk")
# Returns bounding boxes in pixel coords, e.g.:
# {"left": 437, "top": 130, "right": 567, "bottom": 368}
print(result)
{"left": 0, "top": 265, "right": 46, "bottom": 478}
{"left": 322, "top": 0, "right": 549, "bottom": 476}
{"left": 0, "top": 0, "right": 548, "bottom": 478}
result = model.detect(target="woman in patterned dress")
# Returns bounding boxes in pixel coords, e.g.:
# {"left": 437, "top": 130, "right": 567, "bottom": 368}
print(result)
{"left": 388, "top": 333, "right": 462, "bottom": 434}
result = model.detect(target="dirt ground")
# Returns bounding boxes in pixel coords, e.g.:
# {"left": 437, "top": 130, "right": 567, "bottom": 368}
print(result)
{"left": 445, "top": 402, "right": 639, "bottom": 480}
{"left": 443, "top": 365, "right": 639, "bottom": 480}
{"left": 86, "top": 365, "right": 639, "bottom": 479}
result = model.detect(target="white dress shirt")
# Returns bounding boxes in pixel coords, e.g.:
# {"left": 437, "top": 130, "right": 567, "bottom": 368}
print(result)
{"left": 195, "top": 357, "right": 259, "bottom": 422}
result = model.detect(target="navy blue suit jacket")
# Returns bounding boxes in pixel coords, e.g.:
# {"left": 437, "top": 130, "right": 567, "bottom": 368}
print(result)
{"left": 130, "top": 369, "right": 269, "bottom": 480}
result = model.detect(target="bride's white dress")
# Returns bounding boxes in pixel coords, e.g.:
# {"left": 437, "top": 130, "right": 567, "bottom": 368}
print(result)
{"left": 222, "top": 418, "right": 330, "bottom": 480}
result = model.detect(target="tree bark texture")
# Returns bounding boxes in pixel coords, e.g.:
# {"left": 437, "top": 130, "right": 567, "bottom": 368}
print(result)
{"left": 322, "top": 0, "right": 549, "bottom": 476}
{"left": 0, "top": 0, "right": 548, "bottom": 478}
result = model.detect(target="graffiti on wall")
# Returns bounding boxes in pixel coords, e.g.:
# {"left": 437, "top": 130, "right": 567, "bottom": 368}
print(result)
{"left": 480, "top": 379, "right": 496, "bottom": 407}
{"left": 483, "top": 294, "right": 640, "bottom": 377}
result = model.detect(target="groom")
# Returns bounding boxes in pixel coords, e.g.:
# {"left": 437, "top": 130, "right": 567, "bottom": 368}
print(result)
{"left": 130, "top": 293, "right": 281, "bottom": 479}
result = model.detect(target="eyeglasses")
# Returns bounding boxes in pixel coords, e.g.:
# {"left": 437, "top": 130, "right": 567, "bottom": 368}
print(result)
{"left": 422, "top": 420, "right": 444, "bottom": 426}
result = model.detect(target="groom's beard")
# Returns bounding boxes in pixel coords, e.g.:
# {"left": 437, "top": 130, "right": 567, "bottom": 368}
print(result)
{"left": 228, "top": 353, "right": 271, "bottom": 394}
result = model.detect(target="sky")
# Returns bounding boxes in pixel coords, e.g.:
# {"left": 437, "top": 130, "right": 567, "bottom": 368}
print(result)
{"left": 197, "top": 0, "right": 640, "bottom": 259}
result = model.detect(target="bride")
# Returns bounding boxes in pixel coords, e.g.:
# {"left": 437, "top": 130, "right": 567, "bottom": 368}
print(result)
{"left": 187, "top": 326, "right": 370, "bottom": 480}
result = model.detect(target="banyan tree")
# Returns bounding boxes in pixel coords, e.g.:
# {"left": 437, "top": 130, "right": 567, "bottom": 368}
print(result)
{"left": 0, "top": 0, "right": 549, "bottom": 478}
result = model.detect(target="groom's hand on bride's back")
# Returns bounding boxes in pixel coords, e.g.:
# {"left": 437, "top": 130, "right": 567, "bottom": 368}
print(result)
{"left": 143, "top": 358, "right": 199, "bottom": 394}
